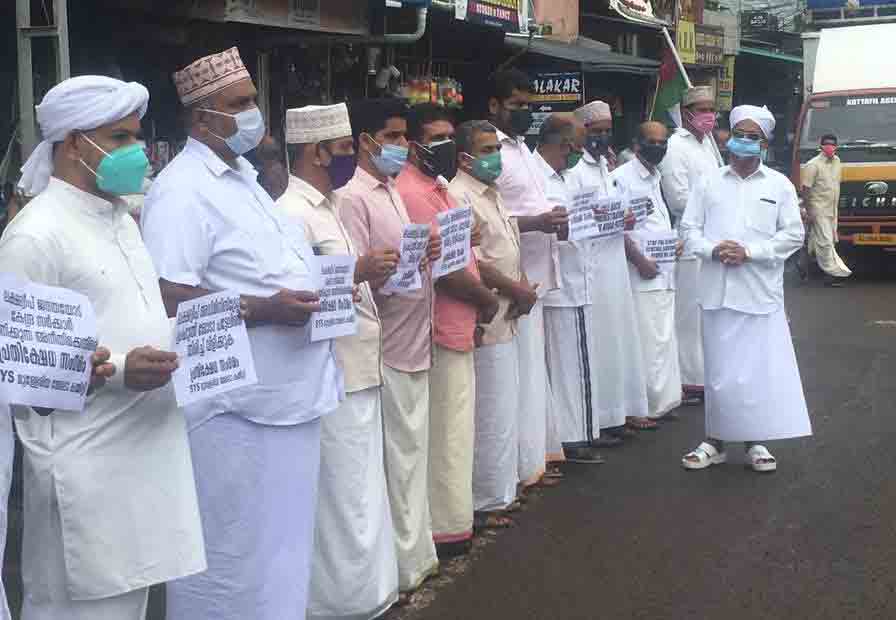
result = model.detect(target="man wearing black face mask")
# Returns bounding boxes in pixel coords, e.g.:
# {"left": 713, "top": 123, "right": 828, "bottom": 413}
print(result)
{"left": 614, "top": 121, "right": 684, "bottom": 425}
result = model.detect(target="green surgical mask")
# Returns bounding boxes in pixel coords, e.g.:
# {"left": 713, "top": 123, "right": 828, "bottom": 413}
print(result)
{"left": 566, "top": 150, "right": 583, "bottom": 170}
{"left": 469, "top": 152, "right": 502, "bottom": 184}
{"left": 80, "top": 135, "right": 150, "bottom": 196}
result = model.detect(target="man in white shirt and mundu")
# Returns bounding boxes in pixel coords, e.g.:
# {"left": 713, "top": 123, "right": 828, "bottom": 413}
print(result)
{"left": 0, "top": 76, "right": 206, "bottom": 620}
{"left": 680, "top": 105, "right": 812, "bottom": 472}
{"left": 141, "top": 48, "right": 343, "bottom": 620}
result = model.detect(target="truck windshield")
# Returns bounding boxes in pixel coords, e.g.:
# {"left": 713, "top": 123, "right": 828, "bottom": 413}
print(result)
{"left": 800, "top": 95, "right": 896, "bottom": 149}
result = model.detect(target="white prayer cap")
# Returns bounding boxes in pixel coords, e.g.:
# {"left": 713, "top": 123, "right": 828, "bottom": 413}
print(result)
{"left": 18, "top": 75, "right": 149, "bottom": 196}
{"left": 730, "top": 105, "right": 776, "bottom": 139}
{"left": 285, "top": 104, "right": 352, "bottom": 144}
{"left": 574, "top": 100, "right": 611, "bottom": 125}
{"left": 682, "top": 85, "right": 714, "bottom": 107}
{"left": 173, "top": 47, "right": 252, "bottom": 106}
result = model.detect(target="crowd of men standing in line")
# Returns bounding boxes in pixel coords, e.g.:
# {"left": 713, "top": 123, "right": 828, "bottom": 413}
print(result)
{"left": 0, "top": 44, "right": 813, "bottom": 620}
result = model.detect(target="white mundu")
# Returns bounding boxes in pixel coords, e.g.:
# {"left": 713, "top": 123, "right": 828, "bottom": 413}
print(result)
{"left": 660, "top": 126, "right": 723, "bottom": 391}
{"left": 681, "top": 163, "right": 812, "bottom": 442}
{"left": 565, "top": 152, "right": 649, "bottom": 429}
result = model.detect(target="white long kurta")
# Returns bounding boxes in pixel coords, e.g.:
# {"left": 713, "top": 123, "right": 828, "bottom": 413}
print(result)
{"left": 0, "top": 407, "right": 11, "bottom": 620}
{"left": 681, "top": 164, "right": 812, "bottom": 442}
{"left": 660, "top": 128, "right": 722, "bottom": 389}
{"left": 566, "top": 153, "right": 649, "bottom": 428}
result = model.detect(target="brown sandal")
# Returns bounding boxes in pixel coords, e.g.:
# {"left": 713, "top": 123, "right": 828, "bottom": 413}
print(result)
{"left": 473, "top": 512, "right": 514, "bottom": 531}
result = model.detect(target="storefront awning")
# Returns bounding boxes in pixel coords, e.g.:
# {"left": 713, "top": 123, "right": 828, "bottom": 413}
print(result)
{"left": 740, "top": 46, "right": 803, "bottom": 64}
{"left": 505, "top": 35, "right": 661, "bottom": 76}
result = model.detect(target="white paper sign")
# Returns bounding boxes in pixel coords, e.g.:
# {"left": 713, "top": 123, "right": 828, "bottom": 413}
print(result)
{"left": 172, "top": 291, "right": 258, "bottom": 407}
{"left": 629, "top": 195, "right": 656, "bottom": 224}
{"left": 381, "top": 223, "right": 430, "bottom": 295}
{"left": 0, "top": 274, "right": 96, "bottom": 411}
{"left": 432, "top": 204, "right": 473, "bottom": 278}
{"left": 639, "top": 230, "right": 679, "bottom": 274}
{"left": 310, "top": 255, "right": 358, "bottom": 342}
{"left": 594, "top": 197, "right": 627, "bottom": 238}
{"left": 568, "top": 187, "right": 602, "bottom": 242}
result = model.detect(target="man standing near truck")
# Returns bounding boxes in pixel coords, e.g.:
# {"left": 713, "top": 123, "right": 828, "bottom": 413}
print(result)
{"left": 801, "top": 134, "right": 852, "bottom": 287}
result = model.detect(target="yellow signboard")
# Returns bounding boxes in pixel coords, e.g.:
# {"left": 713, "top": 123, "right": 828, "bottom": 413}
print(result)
{"left": 677, "top": 20, "right": 697, "bottom": 65}
{"left": 717, "top": 55, "right": 736, "bottom": 111}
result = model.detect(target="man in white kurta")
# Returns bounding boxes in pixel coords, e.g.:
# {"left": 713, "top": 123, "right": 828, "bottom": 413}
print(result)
{"left": 278, "top": 104, "right": 399, "bottom": 620}
{"left": 142, "top": 50, "right": 343, "bottom": 620}
{"left": 536, "top": 115, "right": 605, "bottom": 464}
{"left": 489, "top": 69, "right": 566, "bottom": 486}
{"left": 801, "top": 134, "right": 852, "bottom": 286}
{"left": 614, "top": 122, "right": 683, "bottom": 420}
{"left": 680, "top": 105, "right": 812, "bottom": 473}
{"left": 566, "top": 100, "right": 649, "bottom": 439}
{"left": 1, "top": 76, "right": 206, "bottom": 620}
{"left": 659, "top": 86, "right": 723, "bottom": 404}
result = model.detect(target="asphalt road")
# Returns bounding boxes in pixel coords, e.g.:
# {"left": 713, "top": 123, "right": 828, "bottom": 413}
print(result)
{"left": 4, "top": 269, "right": 896, "bottom": 620}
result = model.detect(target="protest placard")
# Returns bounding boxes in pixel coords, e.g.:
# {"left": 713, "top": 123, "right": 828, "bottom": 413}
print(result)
{"left": 567, "top": 187, "right": 603, "bottom": 241}
{"left": 629, "top": 196, "right": 656, "bottom": 224}
{"left": 310, "top": 255, "right": 358, "bottom": 342}
{"left": 432, "top": 204, "right": 473, "bottom": 278}
{"left": 381, "top": 223, "right": 430, "bottom": 295}
{"left": 0, "top": 274, "right": 97, "bottom": 411}
{"left": 172, "top": 291, "right": 258, "bottom": 407}
{"left": 594, "top": 197, "right": 627, "bottom": 238}
{"left": 639, "top": 230, "right": 679, "bottom": 274}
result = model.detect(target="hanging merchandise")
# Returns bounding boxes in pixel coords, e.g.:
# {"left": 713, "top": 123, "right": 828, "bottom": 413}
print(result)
{"left": 399, "top": 73, "right": 464, "bottom": 109}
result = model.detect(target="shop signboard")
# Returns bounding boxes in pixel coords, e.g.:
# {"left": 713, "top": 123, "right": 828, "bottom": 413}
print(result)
{"left": 679, "top": 0, "right": 704, "bottom": 24}
{"left": 677, "top": 20, "right": 697, "bottom": 65}
{"left": 527, "top": 72, "right": 584, "bottom": 138}
{"left": 455, "top": 0, "right": 526, "bottom": 33}
{"left": 608, "top": 0, "right": 664, "bottom": 24}
{"left": 717, "top": 55, "right": 735, "bottom": 111}
{"left": 695, "top": 24, "right": 724, "bottom": 67}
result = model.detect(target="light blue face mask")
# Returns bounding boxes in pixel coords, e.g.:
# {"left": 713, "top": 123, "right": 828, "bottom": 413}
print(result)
{"left": 369, "top": 138, "right": 408, "bottom": 177}
{"left": 726, "top": 136, "right": 762, "bottom": 159}
{"left": 201, "top": 106, "right": 266, "bottom": 156}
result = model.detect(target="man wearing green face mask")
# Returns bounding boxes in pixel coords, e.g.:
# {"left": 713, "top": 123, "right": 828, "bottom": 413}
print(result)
{"left": 2, "top": 75, "right": 205, "bottom": 620}
{"left": 448, "top": 120, "right": 538, "bottom": 529}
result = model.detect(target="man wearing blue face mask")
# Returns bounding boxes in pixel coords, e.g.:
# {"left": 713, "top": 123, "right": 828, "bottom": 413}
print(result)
{"left": 277, "top": 103, "right": 400, "bottom": 620}
{"left": 1, "top": 75, "right": 205, "bottom": 620}
{"left": 142, "top": 48, "right": 344, "bottom": 620}
{"left": 680, "top": 104, "right": 811, "bottom": 474}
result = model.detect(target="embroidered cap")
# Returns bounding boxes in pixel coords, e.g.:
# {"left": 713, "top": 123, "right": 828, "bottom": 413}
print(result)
{"left": 285, "top": 103, "right": 352, "bottom": 144}
{"left": 574, "top": 100, "right": 611, "bottom": 125}
{"left": 173, "top": 47, "right": 252, "bottom": 105}
{"left": 682, "top": 86, "right": 715, "bottom": 107}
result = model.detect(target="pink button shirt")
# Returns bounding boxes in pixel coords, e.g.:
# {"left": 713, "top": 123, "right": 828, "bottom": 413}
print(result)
{"left": 337, "top": 167, "right": 432, "bottom": 373}
{"left": 397, "top": 165, "right": 480, "bottom": 353}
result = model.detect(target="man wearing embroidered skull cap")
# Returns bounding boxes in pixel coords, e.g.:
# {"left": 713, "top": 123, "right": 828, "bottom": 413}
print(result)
{"left": 680, "top": 104, "right": 811, "bottom": 473}
{"left": 278, "top": 103, "right": 400, "bottom": 620}
{"left": 660, "top": 85, "right": 724, "bottom": 408}
{"left": 142, "top": 48, "right": 343, "bottom": 620}
{"left": 0, "top": 75, "right": 205, "bottom": 620}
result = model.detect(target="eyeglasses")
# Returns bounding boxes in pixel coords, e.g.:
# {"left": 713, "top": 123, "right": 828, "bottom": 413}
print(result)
{"left": 732, "top": 129, "right": 764, "bottom": 141}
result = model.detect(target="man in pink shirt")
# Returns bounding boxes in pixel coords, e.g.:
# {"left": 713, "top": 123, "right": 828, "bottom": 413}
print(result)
{"left": 337, "top": 99, "right": 441, "bottom": 600}
{"left": 396, "top": 103, "right": 500, "bottom": 558}
{"left": 488, "top": 69, "right": 569, "bottom": 490}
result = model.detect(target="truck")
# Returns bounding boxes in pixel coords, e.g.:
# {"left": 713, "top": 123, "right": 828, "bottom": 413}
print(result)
{"left": 794, "top": 5, "right": 896, "bottom": 251}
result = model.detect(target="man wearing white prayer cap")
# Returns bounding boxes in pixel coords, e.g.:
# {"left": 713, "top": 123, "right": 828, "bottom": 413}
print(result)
{"left": 278, "top": 104, "right": 401, "bottom": 620}
{"left": 659, "top": 84, "right": 724, "bottom": 408}
{"left": 566, "top": 100, "right": 651, "bottom": 442}
{"left": 680, "top": 104, "right": 812, "bottom": 473}
{"left": 0, "top": 75, "right": 205, "bottom": 620}
{"left": 142, "top": 49, "right": 343, "bottom": 620}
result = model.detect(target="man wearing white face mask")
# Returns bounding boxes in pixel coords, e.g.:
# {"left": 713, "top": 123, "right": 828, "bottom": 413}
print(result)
{"left": 142, "top": 48, "right": 344, "bottom": 620}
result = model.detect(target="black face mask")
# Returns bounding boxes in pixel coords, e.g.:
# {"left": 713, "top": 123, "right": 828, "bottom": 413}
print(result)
{"left": 585, "top": 134, "right": 611, "bottom": 159}
{"left": 416, "top": 139, "right": 458, "bottom": 180}
{"left": 638, "top": 140, "right": 667, "bottom": 166}
{"left": 507, "top": 108, "right": 533, "bottom": 137}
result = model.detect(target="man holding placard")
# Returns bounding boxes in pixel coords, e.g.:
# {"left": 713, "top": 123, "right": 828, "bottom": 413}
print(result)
{"left": 141, "top": 49, "right": 342, "bottom": 620}
{"left": 566, "top": 100, "right": 651, "bottom": 438}
{"left": 397, "top": 103, "right": 500, "bottom": 558}
{"left": 614, "top": 121, "right": 684, "bottom": 422}
{"left": 278, "top": 103, "right": 399, "bottom": 619}
{"left": 2, "top": 76, "right": 205, "bottom": 620}
{"left": 338, "top": 99, "right": 442, "bottom": 597}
